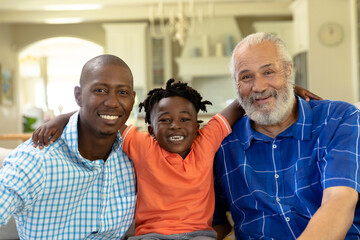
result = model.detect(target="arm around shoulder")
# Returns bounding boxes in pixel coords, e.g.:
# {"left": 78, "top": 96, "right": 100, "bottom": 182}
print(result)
{"left": 219, "top": 100, "right": 245, "bottom": 127}
{"left": 32, "top": 111, "right": 75, "bottom": 148}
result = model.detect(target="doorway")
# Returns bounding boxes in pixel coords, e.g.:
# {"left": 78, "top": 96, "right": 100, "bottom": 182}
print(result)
{"left": 19, "top": 37, "right": 103, "bottom": 130}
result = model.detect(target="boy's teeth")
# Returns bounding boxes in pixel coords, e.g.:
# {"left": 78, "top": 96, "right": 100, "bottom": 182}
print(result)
{"left": 100, "top": 115, "right": 118, "bottom": 120}
{"left": 169, "top": 136, "right": 184, "bottom": 141}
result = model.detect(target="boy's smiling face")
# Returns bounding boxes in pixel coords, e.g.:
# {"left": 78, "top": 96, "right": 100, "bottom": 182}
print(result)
{"left": 148, "top": 96, "right": 199, "bottom": 159}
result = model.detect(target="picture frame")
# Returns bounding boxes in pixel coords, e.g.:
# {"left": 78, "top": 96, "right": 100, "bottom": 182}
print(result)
{"left": 0, "top": 65, "right": 14, "bottom": 105}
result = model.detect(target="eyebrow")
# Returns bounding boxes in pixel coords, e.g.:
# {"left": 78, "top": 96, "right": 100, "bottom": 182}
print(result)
{"left": 91, "top": 83, "right": 132, "bottom": 88}
{"left": 157, "top": 112, "right": 170, "bottom": 118}
{"left": 238, "top": 63, "right": 274, "bottom": 75}
{"left": 259, "top": 63, "right": 273, "bottom": 69}
{"left": 157, "top": 111, "right": 192, "bottom": 118}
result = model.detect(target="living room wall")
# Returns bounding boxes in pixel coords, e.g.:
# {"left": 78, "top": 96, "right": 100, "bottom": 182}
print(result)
{"left": 0, "top": 24, "right": 22, "bottom": 148}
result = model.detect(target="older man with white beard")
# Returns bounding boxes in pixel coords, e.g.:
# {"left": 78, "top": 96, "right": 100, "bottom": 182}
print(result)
{"left": 213, "top": 32, "right": 360, "bottom": 240}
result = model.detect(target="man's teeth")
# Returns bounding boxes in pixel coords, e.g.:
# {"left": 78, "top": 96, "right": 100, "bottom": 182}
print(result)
{"left": 169, "top": 136, "right": 184, "bottom": 141}
{"left": 100, "top": 115, "right": 119, "bottom": 120}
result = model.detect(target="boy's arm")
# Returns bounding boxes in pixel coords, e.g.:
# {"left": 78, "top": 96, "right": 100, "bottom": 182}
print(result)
{"left": 294, "top": 85, "right": 322, "bottom": 101}
{"left": 219, "top": 100, "right": 245, "bottom": 127}
{"left": 32, "top": 111, "right": 129, "bottom": 148}
{"left": 32, "top": 111, "right": 74, "bottom": 149}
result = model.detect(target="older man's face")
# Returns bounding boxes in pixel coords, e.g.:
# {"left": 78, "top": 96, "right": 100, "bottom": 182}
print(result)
{"left": 234, "top": 41, "right": 294, "bottom": 125}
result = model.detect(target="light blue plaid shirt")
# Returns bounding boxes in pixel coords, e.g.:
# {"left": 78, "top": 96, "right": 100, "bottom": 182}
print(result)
{"left": 214, "top": 97, "right": 360, "bottom": 239}
{"left": 0, "top": 112, "right": 136, "bottom": 239}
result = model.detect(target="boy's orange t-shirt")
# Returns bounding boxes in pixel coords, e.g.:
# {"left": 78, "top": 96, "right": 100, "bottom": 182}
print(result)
{"left": 122, "top": 114, "right": 231, "bottom": 236}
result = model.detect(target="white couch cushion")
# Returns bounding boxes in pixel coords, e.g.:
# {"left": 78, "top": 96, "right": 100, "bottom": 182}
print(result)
{"left": 0, "top": 147, "right": 13, "bottom": 167}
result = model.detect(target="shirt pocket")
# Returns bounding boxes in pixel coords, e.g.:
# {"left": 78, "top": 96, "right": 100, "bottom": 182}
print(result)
{"left": 295, "top": 158, "right": 320, "bottom": 183}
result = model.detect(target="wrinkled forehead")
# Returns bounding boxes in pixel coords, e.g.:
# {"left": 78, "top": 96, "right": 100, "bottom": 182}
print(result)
{"left": 234, "top": 42, "right": 283, "bottom": 72}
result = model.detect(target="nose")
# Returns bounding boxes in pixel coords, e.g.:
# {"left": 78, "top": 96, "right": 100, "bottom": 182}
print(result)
{"left": 104, "top": 91, "right": 120, "bottom": 108}
{"left": 252, "top": 74, "right": 268, "bottom": 93}
{"left": 170, "top": 119, "right": 181, "bottom": 129}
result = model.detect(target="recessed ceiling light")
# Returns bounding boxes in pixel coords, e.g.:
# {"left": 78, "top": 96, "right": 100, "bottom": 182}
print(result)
{"left": 44, "top": 4, "right": 102, "bottom": 11}
{"left": 45, "top": 18, "right": 84, "bottom": 24}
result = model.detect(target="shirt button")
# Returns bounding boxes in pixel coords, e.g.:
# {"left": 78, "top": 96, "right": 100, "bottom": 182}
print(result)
{"left": 272, "top": 144, "right": 277, "bottom": 149}
{"left": 275, "top": 174, "right": 279, "bottom": 179}
{"left": 276, "top": 197, "right": 280, "bottom": 202}
{"left": 103, "top": 193, "right": 107, "bottom": 198}
{"left": 285, "top": 217, "right": 290, "bottom": 222}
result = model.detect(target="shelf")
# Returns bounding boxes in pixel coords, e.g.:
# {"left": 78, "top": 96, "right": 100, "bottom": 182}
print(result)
{"left": 175, "top": 56, "right": 231, "bottom": 82}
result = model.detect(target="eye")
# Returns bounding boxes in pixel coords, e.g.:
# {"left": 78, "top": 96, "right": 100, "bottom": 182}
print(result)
{"left": 159, "top": 118, "right": 170, "bottom": 123}
{"left": 118, "top": 89, "right": 129, "bottom": 95}
{"left": 263, "top": 69, "right": 275, "bottom": 76}
{"left": 180, "top": 118, "right": 190, "bottom": 122}
{"left": 93, "top": 88, "right": 106, "bottom": 94}
{"left": 240, "top": 74, "right": 253, "bottom": 82}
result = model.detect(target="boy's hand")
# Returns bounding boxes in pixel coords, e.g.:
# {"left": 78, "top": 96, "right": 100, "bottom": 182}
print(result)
{"left": 32, "top": 112, "right": 74, "bottom": 149}
{"left": 294, "top": 85, "right": 323, "bottom": 102}
{"left": 32, "top": 125, "right": 63, "bottom": 149}
{"left": 32, "top": 126, "right": 62, "bottom": 149}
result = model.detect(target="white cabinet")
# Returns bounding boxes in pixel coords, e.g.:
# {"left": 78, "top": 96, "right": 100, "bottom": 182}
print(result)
{"left": 102, "top": 23, "right": 149, "bottom": 99}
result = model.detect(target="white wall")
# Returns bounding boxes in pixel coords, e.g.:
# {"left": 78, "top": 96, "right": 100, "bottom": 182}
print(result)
{"left": 308, "top": 0, "right": 357, "bottom": 103}
{"left": 292, "top": 0, "right": 358, "bottom": 103}
{"left": 0, "top": 24, "right": 22, "bottom": 148}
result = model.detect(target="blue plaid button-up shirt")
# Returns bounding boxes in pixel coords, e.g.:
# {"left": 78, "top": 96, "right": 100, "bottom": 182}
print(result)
{"left": 0, "top": 112, "right": 136, "bottom": 239}
{"left": 214, "top": 97, "right": 360, "bottom": 239}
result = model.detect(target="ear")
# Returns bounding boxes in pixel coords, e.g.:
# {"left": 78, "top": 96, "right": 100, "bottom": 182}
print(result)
{"left": 196, "top": 123, "right": 200, "bottom": 136}
{"left": 287, "top": 63, "right": 293, "bottom": 79}
{"left": 74, "top": 86, "right": 82, "bottom": 107}
{"left": 148, "top": 125, "right": 156, "bottom": 139}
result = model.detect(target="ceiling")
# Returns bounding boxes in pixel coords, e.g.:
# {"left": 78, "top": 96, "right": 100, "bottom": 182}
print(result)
{"left": 0, "top": 0, "right": 293, "bottom": 24}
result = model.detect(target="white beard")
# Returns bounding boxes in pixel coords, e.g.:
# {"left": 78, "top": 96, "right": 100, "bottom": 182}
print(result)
{"left": 237, "top": 82, "right": 295, "bottom": 125}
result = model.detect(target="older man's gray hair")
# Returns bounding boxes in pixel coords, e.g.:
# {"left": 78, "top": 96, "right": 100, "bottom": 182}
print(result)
{"left": 230, "top": 32, "right": 293, "bottom": 84}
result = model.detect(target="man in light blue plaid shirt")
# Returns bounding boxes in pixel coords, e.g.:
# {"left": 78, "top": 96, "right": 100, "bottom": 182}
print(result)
{"left": 213, "top": 33, "right": 360, "bottom": 239}
{"left": 0, "top": 54, "right": 137, "bottom": 239}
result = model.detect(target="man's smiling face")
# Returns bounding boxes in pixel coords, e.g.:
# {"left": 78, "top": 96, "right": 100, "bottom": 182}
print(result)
{"left": 76, "top": 64, "right": 135, "bottom": 137}
{"left": 234, "top": 41, "right": 294, "bottom": 125}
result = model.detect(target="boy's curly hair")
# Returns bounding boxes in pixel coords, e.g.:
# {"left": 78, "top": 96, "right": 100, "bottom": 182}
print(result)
{"left": 139, "top": 79, "right": 212, "bottom": 124}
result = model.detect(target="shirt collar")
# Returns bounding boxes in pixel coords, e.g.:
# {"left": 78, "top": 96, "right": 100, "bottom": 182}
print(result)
{"left": 240, "top": 96, "right": 313, "bottom": 150}
{"left": 61, "top": 111, "right": 122, "bottom": 168}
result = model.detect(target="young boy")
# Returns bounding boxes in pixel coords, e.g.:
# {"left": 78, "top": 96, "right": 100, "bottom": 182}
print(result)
{"left": 32, "top": 79, "right": 320, "bottom": 239}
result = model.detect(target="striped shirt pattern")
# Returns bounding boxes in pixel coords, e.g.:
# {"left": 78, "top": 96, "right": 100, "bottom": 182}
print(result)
{"left": 0, "top": 112, "right": 136, "bottom": 239}
{"left": 213, "top": 97, "right": 360, "bottom": 239}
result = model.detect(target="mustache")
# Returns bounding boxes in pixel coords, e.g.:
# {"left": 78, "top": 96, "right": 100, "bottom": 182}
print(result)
{"left": 249, "top": 89, "right": 278, "bottom": 102}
